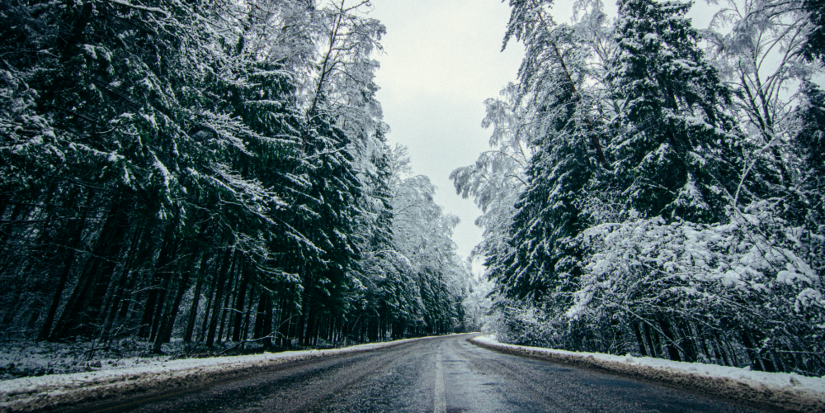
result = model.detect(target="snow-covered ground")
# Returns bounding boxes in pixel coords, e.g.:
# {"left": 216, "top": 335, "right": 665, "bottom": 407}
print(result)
{"left": 0, "top": 336, "right": 443, "bottom": 412}
{"left": 470, "top": 335, "right": 825, "bottom": 413}
{"left": 0, "top": 339, "right": 177, "bottom": 380}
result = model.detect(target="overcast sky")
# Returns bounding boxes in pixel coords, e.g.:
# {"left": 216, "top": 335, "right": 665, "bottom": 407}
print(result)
{"left": 367, "top": 1, "right": 717, "bottom": 262}
{"left": 369, "top": 0, "right": 524, "bottom": 261}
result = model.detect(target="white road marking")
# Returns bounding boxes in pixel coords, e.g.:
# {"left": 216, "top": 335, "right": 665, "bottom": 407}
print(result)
{"left": 434, "top": 346, "right": 446, "bottom": 413}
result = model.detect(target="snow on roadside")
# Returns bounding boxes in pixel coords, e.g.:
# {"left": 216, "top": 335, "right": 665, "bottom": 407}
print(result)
{"left": 0, "top": 336, "right": 441, "bottom": 412}
{"left": 469, "top": 335, "right": 825, "bottom": 413}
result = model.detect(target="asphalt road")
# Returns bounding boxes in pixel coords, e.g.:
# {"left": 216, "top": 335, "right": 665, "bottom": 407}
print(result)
{"left": 71, "top": 334, "right": 760, "bottom": 413}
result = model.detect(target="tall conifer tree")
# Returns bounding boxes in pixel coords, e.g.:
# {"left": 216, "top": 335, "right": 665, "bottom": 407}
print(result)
{"left": 610, "top": 0, "right": 741, "bottom": 223}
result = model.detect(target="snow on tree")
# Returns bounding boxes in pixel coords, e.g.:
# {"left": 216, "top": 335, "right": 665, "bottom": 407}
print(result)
{"left": 451, "top": 84, "right": 532, "bottom": 269}
{"left": 0, "top": 0, "right": 469, "bottom": 362}
{"left": 479, "top": 0, "right": 825, "bottom": 376}
{"left": 610, "top": 0, "right": 743, "bottom": 223}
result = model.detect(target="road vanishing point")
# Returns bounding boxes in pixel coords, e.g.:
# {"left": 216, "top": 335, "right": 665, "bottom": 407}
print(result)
{"left": 66, "top": 334, "right": 762, "bottom": 413}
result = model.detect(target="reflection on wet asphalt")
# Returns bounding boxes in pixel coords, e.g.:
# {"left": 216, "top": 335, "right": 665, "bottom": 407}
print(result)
{"left": 74, "top": 334, "right": 761, "bottom": 413}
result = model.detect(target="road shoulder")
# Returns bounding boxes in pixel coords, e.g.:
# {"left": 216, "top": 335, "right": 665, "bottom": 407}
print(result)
{"left": 469, "top": 335, "right": 825, "bottom": 413}
{"left": 0, "top": 335, "right": 449, "bottom": 412}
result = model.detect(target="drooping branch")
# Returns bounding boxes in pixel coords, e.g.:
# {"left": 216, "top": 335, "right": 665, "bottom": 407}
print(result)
{"left": 531, "top": 0, "right": 610, "bottom": 170}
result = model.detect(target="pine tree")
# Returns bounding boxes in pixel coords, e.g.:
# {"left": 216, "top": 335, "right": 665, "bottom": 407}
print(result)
{"left": 796, "top": 81, "right": 825, "bottom": 180}
{"left": 793, "top": 80, "right": 825, "bottom": 281}
{"left": 802, "top": 0, "right": 825, "bottom": 63}
{"left": 488, "top": 87, "right": 598, "bottom": 300}
{"left": 292, "top": 112, "right": 364, "bottom": 344}
{"left": 488, "top": 4, "right": 605, "bottom": 300}
{"left": 610, "top": 0, "right": 741, "bottom": 223}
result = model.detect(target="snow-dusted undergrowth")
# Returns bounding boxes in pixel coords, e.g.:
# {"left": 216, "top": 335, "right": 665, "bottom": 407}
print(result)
{"left": 0, "top": 337, "right": 351, "bottom": 380}
{"left": 470, "top": 336, "right": 825, "bottom": 413}
{"left": 0, "top": 336, "right": 441, "bottom": 412}
{"left": 0, "top": 339, "right": 183, "bottom": 380}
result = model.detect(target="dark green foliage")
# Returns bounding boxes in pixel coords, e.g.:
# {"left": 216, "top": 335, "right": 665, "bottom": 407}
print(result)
{"left": 610, "top": 0, "right": 741, "bottom": 223}
{"left": 796, "top": 81, "right": 825, "bottom": 179}
{"left": 0, "top": 0, "right": 465, "bottom": 359}
{"left": 802, "top": 0, "right": 825, "bottom": 63}
{"left": 488, "top": 96, "right": 596, "bottom": 300}
{"left": 793, "top": 80, "right": 825, "bottom": 289}
{"left": 485, "top": 0, "right": 825, "bottom": 376}
{"left": 488, "top": 5, "right": 604, "bottom": 301}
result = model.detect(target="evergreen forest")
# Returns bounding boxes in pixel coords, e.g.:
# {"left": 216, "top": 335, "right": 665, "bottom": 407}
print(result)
{"left": 1, "top": 0, "right": 824, "bottom": 382}
{"left": 454, "top": 0, "right": 825, "bottom": 376}
{"left": 0, "top": 0, "right": 469, "bottom": 368}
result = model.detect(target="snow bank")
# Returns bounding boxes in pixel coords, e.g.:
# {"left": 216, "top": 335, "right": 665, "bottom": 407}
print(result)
{"left": 0, "top": 336, "right": 440, "bottom": 412}
{"left": 469, "top": 335, "right": 825, "bottom": 413}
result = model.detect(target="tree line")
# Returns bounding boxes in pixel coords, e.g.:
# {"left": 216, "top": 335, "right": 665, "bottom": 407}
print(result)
{"left": 454, "top": 0, "right": 824, "bottom": 376}
{"left": 0, "top": 0, "right": 468, "bottom": 353}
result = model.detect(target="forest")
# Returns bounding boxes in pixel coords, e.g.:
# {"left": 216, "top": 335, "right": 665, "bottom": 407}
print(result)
{"left": 453, "top": 0, "right": 825, "bottom": 376}
{"left": 0, "top": 0, "right": 471, "bottom": 368}
{"left": 2, "top": 0, "right": 824, "bottom": 382}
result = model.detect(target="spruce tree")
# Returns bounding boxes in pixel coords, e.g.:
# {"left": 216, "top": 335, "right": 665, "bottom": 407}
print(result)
{"left": 488, "top": 101, "right": 597, "bottom": 300}
{"left": 487, "top": 18, "right": 602, "bottom": 300}
{"left": 610, "top": 0, "right": 741, "bottom": 223}
{"left": 802, "top": 0, "right": 825, "bottom": 63}
{"left": 796, "top": 81, "right": 825, "bottom": 179}
{"left": 293, "top": 112, "right": 364, "bottom": 344}
{"left": 793, "top": 80, "right": 825, "bottom": 280}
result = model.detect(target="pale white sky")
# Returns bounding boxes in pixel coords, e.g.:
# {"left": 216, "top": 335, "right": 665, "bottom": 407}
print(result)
{"left": 369, "top": 0, "right": 524, "bottom": 261}
{"left": 367, "top": 0, "right": 718, "bottom": 261}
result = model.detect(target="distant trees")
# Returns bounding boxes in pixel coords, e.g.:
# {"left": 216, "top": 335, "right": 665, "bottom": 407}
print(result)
{"left": 455, "top": 0, "right": 824, "bottom": 376}
{"left": 0, "top": 0, "right": 467, "bottom": 352}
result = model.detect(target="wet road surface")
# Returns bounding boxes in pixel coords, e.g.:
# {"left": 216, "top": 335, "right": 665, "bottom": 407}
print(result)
{"left": 72, "top": 334, "right": 760, "bottom": 412}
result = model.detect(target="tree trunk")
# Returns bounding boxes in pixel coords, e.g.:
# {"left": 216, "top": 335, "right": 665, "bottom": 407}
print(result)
{"left": 231, "top": 260, "right": 249, "bottom": 342}
{"left": 183, "top": 254, "right": 208, "bottom": 343}
{"left": 206, "top": 249, "right": 233, "bottom": 347}
{"left": 714, "top": 338, "right": 730, "bottom": 366}
{"left": 658, "top": 317, "right": 682, "bottom": 361}
{"left": 742, "top": 330, "right": 776, "bottom": 372}
{"left": 152, "top": 266, "right": 192, "bottom": 353}
{"left": 263, "top": 293, "right": 273, "bottom": 348}
{"left": 632, "top": 321, "right": 648, "bottom": 356}
{"left": 298, "top": 266, "right": 312, "bottom": 346}
{"left": 198, "top": 271, "right": 216, "bottom": 344}
{"left": 140, "top": 219, "right": 179, "bottom": 339}
{"left": 50, "top": 193, "right": 131, "bottom": 340}
{"left": 241, "top": 291, "right": 254, "bottom": 343}
{"left": 254, "top": 289, "right": 266, "bottom": 340}
{"left": 277, "top": 296, "right": 290, "bottom": 347}
{"left": 303, "top": 306, "right": 316, "bottom": 346}
{"left": 38, "top": 206, "right": 88, "bottom": 341}
{"left": 679, "top": 323, "right": 698, "bottom": 362}
{"left": 100, "top": 222, "right": 144, "bottom": 340}
{"left": 218, "top": 262, "right": 237, "bottom": 343}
